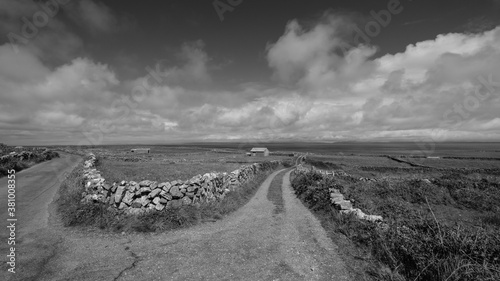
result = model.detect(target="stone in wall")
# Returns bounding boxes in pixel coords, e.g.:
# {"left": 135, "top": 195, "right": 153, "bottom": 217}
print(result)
{"left": 169, "top": 186, "right": 183, "bottom": 198}
{"left": 182, "top": 197, "right": 192, "bottom": 205}
{"left": 131, "top": 198, "right": 142, "bottom": 208}
{"left": 149, "top": 188, "right": 162, "bottom": 198}
{"left": 122, "top": 191, "right": 135, "bottom": 205}
{"left": 129, "top": 181, "right": 138, "bottom": 192}
{"left": 114, "top": 186, "right": 126, "bottom": 204}
{"left": 159, "top": 182, "right": 171, "bottom": 192}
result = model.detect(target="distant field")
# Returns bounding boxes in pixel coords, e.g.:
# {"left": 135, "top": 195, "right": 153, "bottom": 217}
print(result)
{"left": 418, "top": 158, "right": 500, "bottom": 169}
{"left": 53, "top": 142, "right": 500, "bottom": 182}
{"left": 170, "top": 142, "right": 500, "bottom": 158}
{"left": 97, "top": 159, "right": 243, "bottom": 183}
{"left": 307, "top": 153, "right": 500, "bottom": 169}
{"left": 53, "top": 142, "right": 500, "bottom": 158}
{"left": 304, "top": 153, "right": 500, "bottom": 179}
{"left": 306, "top": 155, "right": 412, "bottom": 168}
{"left": 88, "top": 147, "right": 293, "bottom": 183}
{"left": 63, "top": 142, "right": 500, "bottom": 182}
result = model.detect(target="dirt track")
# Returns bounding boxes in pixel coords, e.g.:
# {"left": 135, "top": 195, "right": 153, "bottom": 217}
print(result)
{"left": 1, "top": 157, "right": 352, "bottom": 281}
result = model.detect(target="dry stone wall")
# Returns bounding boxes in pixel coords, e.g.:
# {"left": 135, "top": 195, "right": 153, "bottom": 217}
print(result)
{"left": 295, "top": 164, "right": 350, "bottom": 177}
{"left": 294, "top": 164, "right": 383, "bottom": 222}
{"left": 81, "top": 153, "right": 280, "bottom": 214}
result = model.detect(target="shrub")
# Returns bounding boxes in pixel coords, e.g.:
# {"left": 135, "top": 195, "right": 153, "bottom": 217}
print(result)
{"left": 291, "top": 170, "right": 500, "bottom": 281}
{"left": 0, "top": 167, "right": 7, "bottom": 177}
{"left": 281, "top": 159, "right": 294, "bottom": 167}
{"left": 0, "top": 150, "right": 60, "bottom": 177}
{"left": 304, "top": 158, "right": 342, "bottom": 170}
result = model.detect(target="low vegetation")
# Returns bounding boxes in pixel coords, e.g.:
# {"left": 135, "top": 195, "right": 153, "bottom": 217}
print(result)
{"left": 95, "top": 157, "right": 244, "bottom": 183}
{"left": 0, "top": 147, "right": 59, "bottom": 177}
{"left": 82, "top": 146, "right": 293, "bottom": 184}
{"left": 58, "top": 161, "right": 279, "bottom": 233}
{"left": 291, "top": 159, "right": 500, "bottom": 281}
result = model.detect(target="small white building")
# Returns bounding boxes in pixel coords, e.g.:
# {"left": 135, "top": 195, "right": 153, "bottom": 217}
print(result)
{"left": 250, "top": 147, "right": 269, "bottom": 157}
{"left": 131, "top": 148, "right": 150, "bottom": 154}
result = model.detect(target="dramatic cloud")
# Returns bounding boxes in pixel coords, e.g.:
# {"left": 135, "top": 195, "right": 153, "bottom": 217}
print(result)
{"left": 1, "top": 8, "right": 500, "bottom": 144}
{"left": 266, "top": 15, "right": 378, "bottom": 92}
{"left": 264, "top": 15, "right": 500, "bottom": 141}
{"left": 0, "top": 46, "right": 116, "bottom": 129}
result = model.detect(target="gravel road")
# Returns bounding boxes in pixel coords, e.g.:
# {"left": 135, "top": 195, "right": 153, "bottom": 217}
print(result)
{"left": 1, "top": 157, "right": 353, "bottom": 281}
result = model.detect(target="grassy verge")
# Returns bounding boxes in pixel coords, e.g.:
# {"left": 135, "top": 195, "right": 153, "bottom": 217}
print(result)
{"left": 57, "top": 162, "right": 279, "bottom": 233}
{"left": 291, "top": 170, "right": 500, "bottom": 281}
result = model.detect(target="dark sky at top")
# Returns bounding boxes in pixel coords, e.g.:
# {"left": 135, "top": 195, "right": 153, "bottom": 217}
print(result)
{"left": 85, "top": 0, "right": 498, "bottom": 86}
{"left": 1, "top": 0, "right": 499, "bottom": 144}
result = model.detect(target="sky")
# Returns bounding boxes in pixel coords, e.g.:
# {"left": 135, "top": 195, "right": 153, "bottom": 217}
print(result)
{"left": 1, "top": 0, "right": 500, "bottom": 145}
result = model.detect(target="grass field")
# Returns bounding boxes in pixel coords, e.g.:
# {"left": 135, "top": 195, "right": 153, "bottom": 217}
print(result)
{"left": 52, "top": 142, "right": 500, "bottom": 158}
{"left": 306, "top": 155, "right": 412, "bottom": 168}
{"left": 418, "top": 158, "right": 500, "bottom": 169}
{"left": 97, "top": 159, "right": 243, "bottom": 183}
{"left": 77, "top": 146, "right": 294, "bottom": 183}
{"left": 304, "top": 152, "right": 500, "bottom": 178}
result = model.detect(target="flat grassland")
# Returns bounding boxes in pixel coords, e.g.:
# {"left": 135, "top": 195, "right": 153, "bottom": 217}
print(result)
{"left": 82, "top": 145, "right": 293, "bottom": 183}
{"left": 415, "top": 157, "right": 500, "bottom": 169}
{"left": 306, "top": 155, "right": 412, "bottom": 168}
{"left": 306, "top": 153, "right": 500, "bottom": 177}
